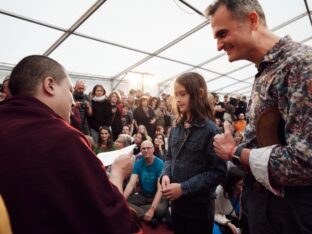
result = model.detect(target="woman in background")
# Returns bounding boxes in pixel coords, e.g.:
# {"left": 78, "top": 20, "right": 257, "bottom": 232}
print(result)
{"left": 214, "top": 167, "right": 244, "bottom": 234}
{"left": 88, "top": 84, "right": 112, "bottom": 144}
{"left": 108, "top": 91, "right": 122, "bottom": 141}
{"left": 115, "top": 134, "right": 133, "bottom": 150}
{"left": 93, "top": 126, "right": 115, "bottom": 154}
{"left": 153, "top": 133, "right": 166, "bottom": 161}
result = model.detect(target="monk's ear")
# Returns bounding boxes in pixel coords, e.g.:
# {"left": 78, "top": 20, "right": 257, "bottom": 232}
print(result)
{"left": 42, "top": 77, "right": 56, "bottom": 96}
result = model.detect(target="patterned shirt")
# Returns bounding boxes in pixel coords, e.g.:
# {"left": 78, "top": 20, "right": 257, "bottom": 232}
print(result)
{"left": 245, "top": 36, "right": 312, "bottom": 191}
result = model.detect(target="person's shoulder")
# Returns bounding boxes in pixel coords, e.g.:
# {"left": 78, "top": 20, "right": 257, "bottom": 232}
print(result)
{"left": 284, "top": 39, "right": 312, "bottom": 64}
{"left": 134, "top": 157, "right": 144, "bottom": 167}
{"left": 83, "top": 94, "right": 90, "bottom": 101}
{"left": 154, "top": 156, "right": 164, "bottom": 165}
{"left": 216, "top": 185, "right": 224, "bottom": 194}
{"left": 101, "top": 99, "right": 111, "bottom": 106}
{"left": 60, "top": 123, "right": 91, "bottom": 151}
{"left": 204, "top": 118, "right": 219, "bottom": 130}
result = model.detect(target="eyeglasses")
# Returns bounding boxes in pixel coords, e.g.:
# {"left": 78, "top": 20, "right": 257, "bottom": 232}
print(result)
{"left": 141, "top": 147, "right": 153, "bottom": 151}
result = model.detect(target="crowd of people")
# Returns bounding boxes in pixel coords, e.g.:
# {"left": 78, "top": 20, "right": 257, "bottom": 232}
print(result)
{"left": 0, "top": 62, "right": 249, "bottom": 234}
{"left": 0, "top": 0, "right": 312, "bottom": 234}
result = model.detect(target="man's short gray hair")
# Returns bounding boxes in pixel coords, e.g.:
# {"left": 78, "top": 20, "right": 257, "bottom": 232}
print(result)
{"left": 205, "top": 0, "right": 267, "bottom": 27}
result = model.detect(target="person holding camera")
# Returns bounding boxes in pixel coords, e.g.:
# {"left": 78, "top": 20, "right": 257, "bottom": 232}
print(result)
{"left": 73, "top": 80, "right": 92, "bottom": 135}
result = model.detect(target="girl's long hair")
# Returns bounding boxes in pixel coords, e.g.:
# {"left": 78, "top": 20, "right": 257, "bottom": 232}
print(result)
{"left": 92, "top": 84, "right": 106, "bottom": 96}
{"left": 174, "top": 72, "right": 214, "bottom": 123}
{"left": 153, "top": 133, "right": 166, "bottom": 154}
{"left": 222, "top": 166, "right": 244, "bottom": 199}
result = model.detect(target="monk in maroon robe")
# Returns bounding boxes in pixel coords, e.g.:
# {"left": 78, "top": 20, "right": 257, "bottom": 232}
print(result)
{"left": 0, "top": 55, "right": 140, "bottom": 234}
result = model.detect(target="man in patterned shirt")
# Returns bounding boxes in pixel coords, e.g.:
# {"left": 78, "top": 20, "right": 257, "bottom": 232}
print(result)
{"left": 206, "top": 0, "right": 312, "bottom": 233}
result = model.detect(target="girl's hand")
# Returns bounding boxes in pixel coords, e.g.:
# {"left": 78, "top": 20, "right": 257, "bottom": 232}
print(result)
{"left": 227, "top": 222, "right": 239, "bottom": 234}
{"left": 162, "top": 183, "right": 182, "bottom": 201}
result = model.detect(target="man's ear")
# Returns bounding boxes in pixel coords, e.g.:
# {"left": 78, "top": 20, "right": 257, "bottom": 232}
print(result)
{"left": 248, "top": 11, "right": 259, "bottom": 30}
{"left": 42, "top": 77, "right": 56, "bottom": 96}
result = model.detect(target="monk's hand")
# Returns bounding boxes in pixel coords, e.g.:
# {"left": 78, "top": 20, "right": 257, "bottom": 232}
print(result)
{"left": 213, "top": 121, "right": 236, "bottom": 160}
{"left": 162, "top": 183, "right": 182, "bottom": 201}
{"left": 111, "top": 153, "right": 133, "bottom": 180}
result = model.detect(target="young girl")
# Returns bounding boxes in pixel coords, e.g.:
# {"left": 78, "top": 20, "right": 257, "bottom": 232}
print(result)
{"left": 161, "top": 72, "right": 227, "bottom": 234}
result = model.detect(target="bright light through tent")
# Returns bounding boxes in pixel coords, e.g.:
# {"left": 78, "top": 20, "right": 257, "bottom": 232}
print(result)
{"left": 126, "top": 72, "right": 141, "bottom": 90}
{"left": 125, "top": 71, "right": 159, "bottom": 95}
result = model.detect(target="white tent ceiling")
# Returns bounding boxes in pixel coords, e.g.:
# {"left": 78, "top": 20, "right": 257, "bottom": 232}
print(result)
{"left": 0, "top": 0, "right": 311, "bottom": 96}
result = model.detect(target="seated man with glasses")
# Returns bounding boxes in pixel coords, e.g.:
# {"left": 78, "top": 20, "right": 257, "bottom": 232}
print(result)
{"left": 124, "top": 140, "right": 168, "bottom": 228}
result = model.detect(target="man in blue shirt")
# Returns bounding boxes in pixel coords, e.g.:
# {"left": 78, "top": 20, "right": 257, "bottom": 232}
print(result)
{"left": 124, "top": 140, "right": 168, "bottom": 226}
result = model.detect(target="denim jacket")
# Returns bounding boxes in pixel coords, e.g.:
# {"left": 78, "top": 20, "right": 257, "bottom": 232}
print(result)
{"left": 163, "top": 118, "right": 227, "bottom": 218}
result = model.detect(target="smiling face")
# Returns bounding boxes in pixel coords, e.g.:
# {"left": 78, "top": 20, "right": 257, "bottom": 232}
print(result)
{"left": 122, "top": 125, "right": 130, "bottom": 135}
{"left": 138, "top": 125, "right": 147, "bottom": 135}
{"left": 211, "top": 5, "right": 254, "bottom": 62}
{"left": 134, "top": 132, "right": 143, "bottom": 144}
{"left": 140, "top": 140, "right": 154, "bottom": 160}
{"left": 54, "top": 76, "right": 74, "bottom": 123}
{"left": 114, "top": 137, "right": 125, "bottom": 150}
{"left": 154, "top": 134, "right": 164, "bottom": 146}
{"left": 100, "top": 128, "right": 110, "bottom": 142}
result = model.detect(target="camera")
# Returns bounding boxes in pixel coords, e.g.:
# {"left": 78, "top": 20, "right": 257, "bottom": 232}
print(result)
{"left": 81, "top": 102, "right": 88, "bottom": 110}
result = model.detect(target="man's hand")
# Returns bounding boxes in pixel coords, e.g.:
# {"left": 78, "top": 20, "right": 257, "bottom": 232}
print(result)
{"left": 161, "top": 175, "right": 170, "bottom": 190}
{"left": 162, "top": 183, "right": 182, "bottom": 201}
{"left": 213, "top": 121, "right": 236, "bottom": 160}
{"left": 150, "top": 118, "right": 156, "bottom": 124}
{"left": 143, "top": 208, "right": 155, "bottom": 221}
{"left": 75, "top": 101, "right": 82, "bottom": 108}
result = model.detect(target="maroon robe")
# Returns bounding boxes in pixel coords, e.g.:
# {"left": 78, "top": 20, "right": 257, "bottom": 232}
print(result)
{"left": 0, "top": 96, "right": 134, "bottom": 233}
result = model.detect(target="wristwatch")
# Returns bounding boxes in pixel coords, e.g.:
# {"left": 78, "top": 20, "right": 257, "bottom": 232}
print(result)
{"left": 231, "top": 145, "right": 244, "bottom": 166}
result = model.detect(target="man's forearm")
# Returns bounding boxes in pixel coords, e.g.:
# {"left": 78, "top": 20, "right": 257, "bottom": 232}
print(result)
{"left": 240, "top": 148, "right": 251, "bottom": 169}
{"left": 151, "top": 189, "right": 162, "bottom": 210}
